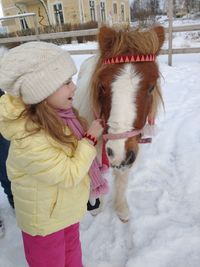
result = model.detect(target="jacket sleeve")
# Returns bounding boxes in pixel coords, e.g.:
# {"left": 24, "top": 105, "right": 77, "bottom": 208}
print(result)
{"left": 9, "top": 137, "right": 96, "bottom": 188}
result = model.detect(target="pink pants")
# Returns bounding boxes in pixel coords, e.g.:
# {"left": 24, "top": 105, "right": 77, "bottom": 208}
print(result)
{"left": 22, "top": 223, "right": 83, "bottom": 267}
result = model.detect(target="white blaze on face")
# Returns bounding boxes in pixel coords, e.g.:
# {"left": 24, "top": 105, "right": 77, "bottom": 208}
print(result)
{"left": 106, "top": 64, "right": 141, "bottom": 165}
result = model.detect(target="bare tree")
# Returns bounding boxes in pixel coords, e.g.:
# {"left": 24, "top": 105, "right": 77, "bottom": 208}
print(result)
{"left": 149, "top": 0, "right": 160, "bottom": 15}
{"left": 184, "top": 0, "right": 200, "bottom": 13}
{"left": 130, "top": 0, "right": 160, "bottom": 26}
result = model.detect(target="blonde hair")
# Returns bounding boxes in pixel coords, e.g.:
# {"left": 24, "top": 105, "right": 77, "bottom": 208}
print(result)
{"left": 17, "top": 100, "right": 87, "bottom": 150}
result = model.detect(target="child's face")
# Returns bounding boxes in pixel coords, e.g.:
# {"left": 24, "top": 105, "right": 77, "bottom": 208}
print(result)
{"left": 47, "top": 78, "right": 76, "bottom": 109}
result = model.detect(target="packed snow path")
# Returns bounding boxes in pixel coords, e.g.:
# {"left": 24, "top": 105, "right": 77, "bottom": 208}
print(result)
{"left": 0, "top": 53, "right": 200, "bottom": 267}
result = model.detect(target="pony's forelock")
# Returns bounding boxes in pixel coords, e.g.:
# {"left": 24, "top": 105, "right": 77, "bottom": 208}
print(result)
{"left": 98, "top": 25, "right": 164, "bottom": 58}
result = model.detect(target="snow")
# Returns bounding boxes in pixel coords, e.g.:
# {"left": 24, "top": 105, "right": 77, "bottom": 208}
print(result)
{"left": 0, "top": 25, "right": 200, "bottom": 267}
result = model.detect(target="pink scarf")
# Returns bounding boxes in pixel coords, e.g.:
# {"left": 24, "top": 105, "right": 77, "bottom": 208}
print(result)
{"left": 56, "top": 108, "right": 109, "bottom": 198}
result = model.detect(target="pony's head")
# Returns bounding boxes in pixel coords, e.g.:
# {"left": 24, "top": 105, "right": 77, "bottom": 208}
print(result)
{"left": 91, "top": 25, "right": 165, "bottom": 169}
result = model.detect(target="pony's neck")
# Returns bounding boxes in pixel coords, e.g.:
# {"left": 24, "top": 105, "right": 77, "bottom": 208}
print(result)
{"left": 74, "top": 54, "right": 103, "bottom": 162}
{"left": 74, "top": 55, "right": 100, "bottom": 124}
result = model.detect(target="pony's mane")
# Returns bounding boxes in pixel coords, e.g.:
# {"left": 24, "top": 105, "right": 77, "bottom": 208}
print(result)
{"left": 100, "top": 26, "right": 163, "bottom": 57}
{"left": 150, "top": 83, "right": 164, "bottom": 119}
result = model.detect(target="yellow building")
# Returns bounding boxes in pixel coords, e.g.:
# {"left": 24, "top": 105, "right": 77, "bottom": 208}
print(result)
{"left": 1, "top": 0, "right": 130, "bottom": 33}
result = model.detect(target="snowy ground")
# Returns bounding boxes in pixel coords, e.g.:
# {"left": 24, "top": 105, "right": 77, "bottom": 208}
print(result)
{"left": 0, "top": 31, "right": 200, "bottom": 267}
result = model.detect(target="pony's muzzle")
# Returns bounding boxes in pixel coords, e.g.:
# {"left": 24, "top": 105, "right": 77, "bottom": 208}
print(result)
{"left": 107, "top": 146, "right": 136, "bottom": 169}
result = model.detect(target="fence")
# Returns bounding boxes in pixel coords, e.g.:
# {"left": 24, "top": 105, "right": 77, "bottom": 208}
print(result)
{"left": 0, "top": 13, "right": 200, "bottom": 65}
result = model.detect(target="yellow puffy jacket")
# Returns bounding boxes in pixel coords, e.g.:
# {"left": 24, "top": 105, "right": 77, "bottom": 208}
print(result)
{"left": 0, "top": 94, "right": 96, "bottom": 236}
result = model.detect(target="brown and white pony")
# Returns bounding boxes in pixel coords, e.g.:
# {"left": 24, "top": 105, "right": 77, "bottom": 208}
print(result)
{"left": 74, "top": 25, "right": 165, "bottom": 222}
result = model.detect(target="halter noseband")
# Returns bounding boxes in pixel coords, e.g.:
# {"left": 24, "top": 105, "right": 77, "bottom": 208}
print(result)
{"left": 102, "top": 126, "right": 152, "bottom": 144}
{"left": 99, "top": 54, "right": 156, "bottom": 143}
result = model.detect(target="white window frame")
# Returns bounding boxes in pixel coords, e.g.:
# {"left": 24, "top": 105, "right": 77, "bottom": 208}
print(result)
{"left": 113, "top": 1, "right": 119, "bottom": 21}
{"left": 18, "top": 12, "right": 29, "bottom": 30}
{"left": 89, "top": 0, "right": 96, "bottom": 21}
{"left": 19, "top": 17, "right": 29, "bottom": 30}
{"left": 100, "top": 1, "right": 106, "bottom": 22}
{"left": 16, "top": 4, "right": 29, "bottom": 31}
{"left": 52, "top": 2, "right": 65, "bottom": 25}
{"left": 113, "top": 2, "right": 118, "bottom": 15}
{"left": 120, "top": 2, "right": 126, "bottom": 22}
{"left": 79, "top": 0, "right": 85, "bottom": 23}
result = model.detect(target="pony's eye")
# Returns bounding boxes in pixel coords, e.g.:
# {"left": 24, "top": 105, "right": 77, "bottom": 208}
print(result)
{"left": 148, "top": 85, "right": 155, "bottom": 94}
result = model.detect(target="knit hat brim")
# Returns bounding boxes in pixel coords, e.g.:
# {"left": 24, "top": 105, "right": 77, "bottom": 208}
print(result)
{"left": 22, "top": 51, "right": 77, "bottom": 104}
{"left": 0, "top": 42, "right": 77, "bottom": 104}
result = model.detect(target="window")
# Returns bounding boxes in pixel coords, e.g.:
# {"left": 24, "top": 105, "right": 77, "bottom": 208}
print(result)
{"left": 121, "top": 4, "right": 125, "bottom": 21}
{"left": 113, "top": 3, "right": 117, "bottom": 14}
{"left": 53, "top": 3, "right": 64, "bottom": 25}
{"left": 100, "top": 1, "right": 106, "bottom": 22}
{"left": 89, "top": 0, "right": 96, "bottom": 21}
{"left": 19, "top": 12, "right": 29, "bottom": 30}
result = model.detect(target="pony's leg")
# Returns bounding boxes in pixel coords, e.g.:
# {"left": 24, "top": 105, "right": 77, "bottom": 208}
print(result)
{"left": 113, "top": 169, "right": 129, "bottom": 222}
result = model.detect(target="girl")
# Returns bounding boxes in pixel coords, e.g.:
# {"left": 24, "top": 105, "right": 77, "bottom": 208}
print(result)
{"left": 0, "top": 41, "right": 108, "bottom": 267}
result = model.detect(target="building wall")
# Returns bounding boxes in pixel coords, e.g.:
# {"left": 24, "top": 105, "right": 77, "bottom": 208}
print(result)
{"left": 106, "top": 0, "right": 130, "bottom": 24}
{"left": 81, "top": 0, "right": 130, "bottom": 25}
{"left": 1, "top": 0, "right": 130, "bottom": 33}
{"left": 1, "top": 0, "right": 47, "bottom": 32}
{"left": 30, "top": 4, "right": 48, "bottom": 27}
{"left": 48, "top": 0, "right": 80, "bottom": 25}
{"left": 1, "top": 0, "right": 18, "bottom": 32}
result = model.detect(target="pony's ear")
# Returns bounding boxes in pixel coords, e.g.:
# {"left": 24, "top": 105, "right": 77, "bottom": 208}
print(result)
{"left": 153, "top": 26, "right": 165, "bottom": 54}
{"left": 98, "top": 26, "right": 117, "bottom": 55}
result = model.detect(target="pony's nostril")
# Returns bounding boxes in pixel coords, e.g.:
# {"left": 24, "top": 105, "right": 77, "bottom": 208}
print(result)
{"left": 106, "top": 147, "right": 114, "bottom": 157}
{"left": 125, "top": 151, "right": 135, "bottom": 165}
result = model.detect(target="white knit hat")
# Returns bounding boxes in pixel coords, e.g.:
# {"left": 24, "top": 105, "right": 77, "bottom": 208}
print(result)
{"left": 0, "top": 41, "right": 77, "bottom": 104}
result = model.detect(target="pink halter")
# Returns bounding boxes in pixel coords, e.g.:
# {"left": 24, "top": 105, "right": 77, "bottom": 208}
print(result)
{"left": 103, "top": 129, "right": 142, "bottom": 141}
{"left": 103, "top": 125, "right": 153, "bottom": 144}
{"left": 103, "top": 124, "right": 154, "bottom": 144}
{"left": 93, "top": 109, "right": 153, "bottom": 144}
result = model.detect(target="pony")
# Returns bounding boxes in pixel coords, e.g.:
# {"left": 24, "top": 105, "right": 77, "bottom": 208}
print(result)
{"left": 74, "top": 25, "right": 165, "bottom": 222}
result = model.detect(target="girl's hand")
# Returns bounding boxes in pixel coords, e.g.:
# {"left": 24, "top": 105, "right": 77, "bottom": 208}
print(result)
{"left": 87, "top": 119, "right": 103, "bottom": 139}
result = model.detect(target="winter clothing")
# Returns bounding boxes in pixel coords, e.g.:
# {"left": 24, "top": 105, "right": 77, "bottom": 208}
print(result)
{"left": 57, "top": 108, "right": 109, "bottom": 198}
{"left": 22, "top": 223, "right": 82, "bottom": 267}
{"left": 87, "top": 198, "right": 100, "bottom": 211}
{"left": 0, "top": 42, "right": 77, "bottom": 104}
{"left": 0, "top": 133, "right": 14, "bottom": 208}
{"left": 0, "top": 89, "right": 14, "bottom": 208}
{"left": 0, "top": 42, "right": 97, "bottom": 267}
{"left": 0, "top": 215, "right": 5, "bottom": 238}
{"left": 0, "top": 94, "right": 96, "bottom": 236}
